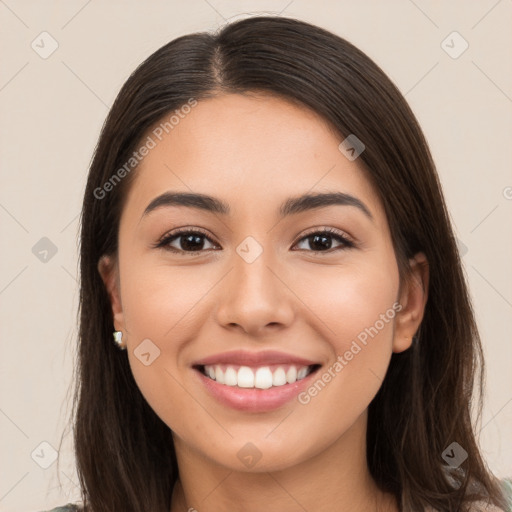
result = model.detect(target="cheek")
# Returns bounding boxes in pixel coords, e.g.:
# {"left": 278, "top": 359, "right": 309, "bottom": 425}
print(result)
{"left": 118, "top": 256, "right": 221, "bottom": 431}
{"left": 295, "top": 258, "right": 399, "bottom": 352}
{"left": 119, "top": 254, "right": 215, "bottom": 341}
{"left": 118, "top": 261, "right": 202, "bottom": 433}
{"left": 288, "top": 263, "right": 399, "bottom": 440}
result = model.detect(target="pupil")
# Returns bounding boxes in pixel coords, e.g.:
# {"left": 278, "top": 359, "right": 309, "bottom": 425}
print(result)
{"left": 182, "top": 234, "right": 203, "bottom": 251}
{"left": 311, "top": 234, "right": 331, "bottom": 250}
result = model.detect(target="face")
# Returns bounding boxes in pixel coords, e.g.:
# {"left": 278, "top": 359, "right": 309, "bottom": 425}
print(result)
{"left": 99, "top": 93, "right": 427, "bottom": 473}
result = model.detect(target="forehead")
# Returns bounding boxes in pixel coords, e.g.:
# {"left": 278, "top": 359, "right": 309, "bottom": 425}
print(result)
{"left": 124, "top": 93, "right": 384, "bottom": 222}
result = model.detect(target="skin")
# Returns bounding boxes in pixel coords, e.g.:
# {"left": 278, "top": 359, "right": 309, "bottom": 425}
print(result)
{"left": 99, "top": 93, "right": 429, "bottom": 512}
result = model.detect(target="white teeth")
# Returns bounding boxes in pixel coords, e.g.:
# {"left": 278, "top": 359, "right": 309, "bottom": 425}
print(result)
{"left": 202, "top": 364, "right": 314, "bottom": 389}
{"left": 237, "top": 366, "right": 254, "bottom": 388}
{"left": 272, "top": 367, "right": 287, "bottom": 386}
{"left": 286, "top": 366, "right": 297, "bottom": 384}
{"left": 215, "top": 366, "right": 224, "bottom": 384}
{"left": 224, "top": 367, "right": 237, "bottom": 386}
{"left": 297, "top": 367, "right": 308, "bottom": 380}
{"left": 254, "top": 367, "right": 273, "bottom": 389}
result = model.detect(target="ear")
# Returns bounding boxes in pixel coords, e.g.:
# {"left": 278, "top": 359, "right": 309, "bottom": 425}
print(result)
{"left": 97, "top": 254, "right": 125, "bottom": 331}
{"left": 393, "top": 252, "right": 429, "bottom": 353}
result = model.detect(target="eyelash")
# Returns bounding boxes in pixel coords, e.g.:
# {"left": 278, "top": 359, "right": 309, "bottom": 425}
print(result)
{"left": 154, "top": 226, "right": 355, "bottom": 256}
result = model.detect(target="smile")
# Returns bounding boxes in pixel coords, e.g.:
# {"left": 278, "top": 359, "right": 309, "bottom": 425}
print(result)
{"left": 199, "top": 363, "right": 320, "bottom": 389}
{"left": 191, "top": 350, "right": 322, "bottom": 411}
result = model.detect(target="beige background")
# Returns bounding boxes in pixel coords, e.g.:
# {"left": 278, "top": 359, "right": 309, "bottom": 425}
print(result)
{"left": 0, "top": 1, "right": 511, "bottom": 511}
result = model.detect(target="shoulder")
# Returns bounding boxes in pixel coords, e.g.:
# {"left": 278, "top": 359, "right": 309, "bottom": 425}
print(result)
{"left": 463, "top": 477, "right": 512, "bottom": 512}
{"left": 39, "top": 504, "right": 83, "bottom": 512}
{"left": 498, "top": 477, "right": 512, "bottom": 510}
{"left": 425, "top": 477, "right": 512, "bottom": 512}
{"left": 37, "top": 479, "right": 512, "bottom": 512}
{"left": 502, "top": 476, "right": 512, "bottom": 497}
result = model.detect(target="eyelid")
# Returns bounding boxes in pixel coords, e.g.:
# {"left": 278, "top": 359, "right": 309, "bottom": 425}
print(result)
{"left": 294, "top": 226, "right": 355, "bottom": 245}
{"left": 155, "top": 226, "right": 216, "bottom": 247}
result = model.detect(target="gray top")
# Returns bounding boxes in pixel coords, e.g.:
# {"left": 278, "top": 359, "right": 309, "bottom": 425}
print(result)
{"left": 41, "top": 477, "right": 512, "bottom": 511}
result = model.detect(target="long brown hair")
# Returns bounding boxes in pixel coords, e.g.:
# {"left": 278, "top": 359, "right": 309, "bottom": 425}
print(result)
{"left": 68, "top": 16, "right": 509, "bottom": 511}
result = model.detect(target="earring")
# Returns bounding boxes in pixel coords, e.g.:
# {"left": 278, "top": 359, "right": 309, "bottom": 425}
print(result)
{"left": 113, "top": 330, "right": 126, "bottom": 350}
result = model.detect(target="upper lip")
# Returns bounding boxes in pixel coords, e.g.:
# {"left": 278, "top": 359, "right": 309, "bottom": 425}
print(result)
{"left": 192, "top": 350, "right": 320, "bottom": 367}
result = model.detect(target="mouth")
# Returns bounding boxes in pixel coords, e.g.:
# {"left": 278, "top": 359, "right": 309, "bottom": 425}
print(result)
{"left": 190, "top": 350, "right": 323, "bottom": 412}
{"left": 193, "top": 363, "right": 322, "bottom": 389}
{"left": 192, "top": 362, "right": 322, "bottom": 412}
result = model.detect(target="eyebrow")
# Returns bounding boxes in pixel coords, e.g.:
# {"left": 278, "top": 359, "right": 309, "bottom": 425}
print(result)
{"left": 141, "top": 191, "right": 373, "bottom": 221}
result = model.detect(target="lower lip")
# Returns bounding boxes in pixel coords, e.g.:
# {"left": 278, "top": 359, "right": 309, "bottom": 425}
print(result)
{"left": 194, "top": 367, "right": 320, "bottom": 412}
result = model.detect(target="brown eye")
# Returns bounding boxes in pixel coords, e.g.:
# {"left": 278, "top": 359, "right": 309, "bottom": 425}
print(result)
{"left": 293, "top": 228, "right": 354, "bottom": 253}
{"left": 156, "top": 228, "right": 219, "bottom": 254}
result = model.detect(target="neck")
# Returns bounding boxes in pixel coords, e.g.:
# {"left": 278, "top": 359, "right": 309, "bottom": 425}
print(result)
{"left": 169, "top": 411, "right": 398, "bottom": 512}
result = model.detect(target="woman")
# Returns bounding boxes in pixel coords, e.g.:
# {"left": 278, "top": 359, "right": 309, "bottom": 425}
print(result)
{"left": 45, "top": 15, "right": 512, "bottom": 512}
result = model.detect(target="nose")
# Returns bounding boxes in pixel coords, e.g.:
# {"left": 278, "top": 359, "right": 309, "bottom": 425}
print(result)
{"left": 215, "top": 247, "right": 295, "bottom": 337}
